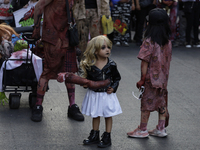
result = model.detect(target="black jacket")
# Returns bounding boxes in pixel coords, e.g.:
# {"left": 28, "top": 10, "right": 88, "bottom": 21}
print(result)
{"left": 86, "top": 58, "right": 121, "bottom": 93}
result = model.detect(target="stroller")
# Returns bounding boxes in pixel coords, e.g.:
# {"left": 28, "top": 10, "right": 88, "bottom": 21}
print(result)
{"left": 1, "top": 27, "right": 42, "bottom": 109}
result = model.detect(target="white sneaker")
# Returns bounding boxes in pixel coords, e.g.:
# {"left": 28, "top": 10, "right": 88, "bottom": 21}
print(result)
{"left": 127, "top": 126, "right": 149, "bottom": 138}
{"left": 115, "top": 41, "right": 121, "bottom": 46}
{"left": 148, "top": 128, "right": 167, "bottom": 137}
{"left": 193, "top": 44, "right": 200, "bottom": 48}
{"left": 185, "top": 44, "right": 192, "bottom": 48}
{"left": 123, "top": 41, "right": 129, "bottom": 47}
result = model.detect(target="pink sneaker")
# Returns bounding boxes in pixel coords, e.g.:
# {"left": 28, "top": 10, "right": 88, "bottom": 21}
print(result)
{"left": 148, "top": 128, "right": 167, "bottom": 137}
{"left": 127, "top": 126, "right": 149, "bottom": 138}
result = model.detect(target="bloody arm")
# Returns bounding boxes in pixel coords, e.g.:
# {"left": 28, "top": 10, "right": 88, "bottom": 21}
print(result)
{"left": 136, "top": 60, "right": 148, "bottom": 89}
{"left": 32, "top": 0, "right": 52, "bottom": 40}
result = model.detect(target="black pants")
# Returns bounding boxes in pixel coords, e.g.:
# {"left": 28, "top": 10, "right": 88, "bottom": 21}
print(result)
{"left": 183, "top": 2, "right": 200, "bottom": 44}
{"left": 134, "top": 4, "right": 156, "bottom": 43}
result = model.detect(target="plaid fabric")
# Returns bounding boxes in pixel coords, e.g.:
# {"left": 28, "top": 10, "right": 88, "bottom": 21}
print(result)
{"left": 41, "top": 41, "right": 77, "bottom": 80}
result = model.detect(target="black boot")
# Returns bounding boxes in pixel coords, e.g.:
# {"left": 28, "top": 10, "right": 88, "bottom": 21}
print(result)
{"left": 83, "top": 129, "right": 100, "bottom": 145}
{"left": 31, "top": 105, "right": 43, "bottom": 122}
{"left": 68, "top": 104, "right": 84, "bottom": 121}
{"left": 97, "top": 132, "right": 112, "bottom": 148}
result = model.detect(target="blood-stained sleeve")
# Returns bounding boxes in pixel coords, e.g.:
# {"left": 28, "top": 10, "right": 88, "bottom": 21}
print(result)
{"left": 32, "top": 0, "right": 53, "bottom": 40}
{"left": 137, "top": 38, "right": 153, "bottom": 63}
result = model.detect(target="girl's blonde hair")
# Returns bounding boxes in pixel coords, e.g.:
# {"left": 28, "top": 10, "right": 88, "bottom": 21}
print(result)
{"left": 79, "top": 35, "right": 112, "bottom": 78}
{"left": 0, "top": 23, "right": 19, "bottom": 43}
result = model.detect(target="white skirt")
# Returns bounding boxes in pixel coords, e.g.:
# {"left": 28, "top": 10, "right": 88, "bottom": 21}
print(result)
{"left": 81, "top": 89, "right": 122, "bottom": 118}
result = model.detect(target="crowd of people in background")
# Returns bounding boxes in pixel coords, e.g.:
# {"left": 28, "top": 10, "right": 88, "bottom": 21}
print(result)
{"left": 0, "top": 0, "right": 198, "bottom": 148}
{"left": 108, "top": 0, "right": 200, "bottom": 48}
{"left": 0, "top": 0, "right": 199, "bottom": 48}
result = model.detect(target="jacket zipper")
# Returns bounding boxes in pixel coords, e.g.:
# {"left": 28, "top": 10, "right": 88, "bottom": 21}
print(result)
{"left": 103, "top": 71, "right": 105, "bottom": 92}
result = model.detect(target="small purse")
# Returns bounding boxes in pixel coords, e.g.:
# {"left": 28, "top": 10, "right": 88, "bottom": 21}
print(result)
{"left": 65, "top": 0, "right": 79, "bottom": 47}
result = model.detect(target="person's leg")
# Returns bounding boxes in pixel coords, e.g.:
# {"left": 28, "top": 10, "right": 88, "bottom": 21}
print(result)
{"left": 66, "top": 83, "right": 84, "bottom": 121}
{"left": 178, "top": 9, "right": 186, "bottom": 45}
{"left": 62, "top": 44, "right": 84, "bottom": 121}
{"left": 89, "top": 8, "right": 102, "bottom": 39}
{"left": 120, "top": 2, "right": 131, "bottom": 46}
{"left": 76, "top": 18, "right": 89, "bottom": 60}
{"left": 83, "top": 117, "right": 100, "bottom": 145}
{"left": 31, "top": 77, "right": 49, "bottom": 122}
{"left": 183, "top": 2, "right": 194, "bottom": 46}
{"left": 35, "top": 77, "right": 49, "bottom": 105}
{"left": 97, "top": 117, "right": 112, "bottom": 148}
{"left": 105, "top": 117, "right": 112, "bottom": 133}
{"left": 134, "top": 8, "right": 146, "bottom": 46}
{"left": 127, "top": 110, "right": 150, "bottom": 138}
{"left": 192, "top": 2, "right": 200, "bottom": 46}
{"left": 31, "top": 42, "right": 57, "bottom": 122}
{"left": 169, "top": 2, "right": 178, "bottom": 41}
{"left": 66, "top": 83, "right": 75, "bottom": 107}
{"left": 140, "top": 110, "right": 150, "bottom": 131}
{"left": 157, "top": 107, "right": 167, "bottom": 130}
{"left": 148, "top": 107, "right": 168, "bottom": 137}
{"left": 93, "top": 117, "right": 100, "bottom": 130}
{"left": 112, "top": 3, "right": 123, "bottom": 45}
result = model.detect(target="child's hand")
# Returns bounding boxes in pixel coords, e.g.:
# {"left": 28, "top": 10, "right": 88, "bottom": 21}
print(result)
{"left": 136, "top": 3, "right": 141, "bottom": 10}
{"left": 107, "top": 87, "right": 114, "bottom": 94}
{"left": 131, "top": 3, "right": 135, "bottom": 10}
{"left": 57, "top": 73, "right": 66, "bottom": 83}
{"left": 136, "top": 80, "right": 145, "bottom": 89}
{"left": 82, "top": 85, "right": 88, "bottom": 88}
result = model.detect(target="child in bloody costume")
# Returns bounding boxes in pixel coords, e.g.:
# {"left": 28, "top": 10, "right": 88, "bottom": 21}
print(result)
{"left": 127, "top": 8, "right": 172, "bottom": 138}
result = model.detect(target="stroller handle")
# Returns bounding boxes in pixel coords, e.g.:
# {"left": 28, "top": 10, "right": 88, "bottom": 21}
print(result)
{"left": 22, "top": 32, "right": 36, "bottom": 43}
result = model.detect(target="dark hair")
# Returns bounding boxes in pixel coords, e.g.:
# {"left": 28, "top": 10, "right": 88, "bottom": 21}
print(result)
{"left": 144, "top": 8, "right": 171, "bottom": 46}
{"left": 144, "top": 23, "right": 171, "bottom": 46}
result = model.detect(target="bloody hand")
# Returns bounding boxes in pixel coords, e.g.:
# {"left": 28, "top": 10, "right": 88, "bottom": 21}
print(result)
{"left": 136, "top": 74, "right": 146, "bottom": 89}
{"left": 136, "top": 80, "right": 145, "bottom": 89}
{"left": 57, "top": 73, "right": 66, "bottom": 83}
{"left": 107, "top": 87, "right": 114, "bottom": 94}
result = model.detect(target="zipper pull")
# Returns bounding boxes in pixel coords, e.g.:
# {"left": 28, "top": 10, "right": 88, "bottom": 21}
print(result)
{"left": 103, "top": 72, "right": 105, "bottom": 80}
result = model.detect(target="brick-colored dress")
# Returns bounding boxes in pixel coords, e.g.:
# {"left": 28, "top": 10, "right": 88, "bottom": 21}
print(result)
{"left": 137, "top": 38, "right": 172, "bottom": 112}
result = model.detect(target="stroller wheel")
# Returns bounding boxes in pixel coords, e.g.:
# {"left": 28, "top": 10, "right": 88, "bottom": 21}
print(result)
{"left": 9, "top": 93, "right": 21, "bottom": 109}
{"left": 29, "top": 93, "right": 36, "bottom": 108}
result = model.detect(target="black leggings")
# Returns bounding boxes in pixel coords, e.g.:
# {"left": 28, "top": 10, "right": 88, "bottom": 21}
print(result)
{"left": 183, "top": 2, "right": 200, "bottom": 44}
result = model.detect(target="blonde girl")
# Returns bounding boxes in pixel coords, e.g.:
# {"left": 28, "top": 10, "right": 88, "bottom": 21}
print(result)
{"left": 80, "top": 35, "right": 122, "bottom": 148}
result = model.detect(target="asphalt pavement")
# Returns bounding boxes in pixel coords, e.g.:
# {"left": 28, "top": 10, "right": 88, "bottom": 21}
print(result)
{"left": 0, "top": 43, "right": 200, "bottom": 150}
